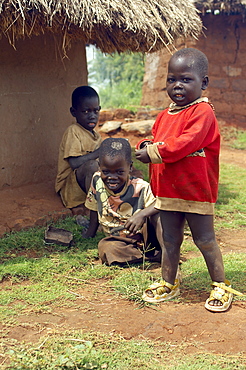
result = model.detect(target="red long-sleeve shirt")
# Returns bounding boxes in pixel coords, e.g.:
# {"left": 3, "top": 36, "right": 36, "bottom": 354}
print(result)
{"left": 142, "top": 100, "right": 220, "bottom": 215}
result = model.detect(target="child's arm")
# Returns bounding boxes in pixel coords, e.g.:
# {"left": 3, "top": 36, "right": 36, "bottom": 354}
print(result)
{"left": 124, "top": 203, "right": 158, "bottom": 235}
{"left": 82, "top": 210, "right": 99, "bottom": 238}
{"left": 68, "top": 148, "right": 100, "bottom": 170}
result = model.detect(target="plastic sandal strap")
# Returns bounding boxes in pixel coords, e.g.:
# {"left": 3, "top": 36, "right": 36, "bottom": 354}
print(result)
{"left": 212, "top": 281, "right": 244, "bottom": 296}
{"left": 145, "top": 280, "right": 178, "bottom": 294}
{"left": 208, "top": 290, "right": 230, "bottom": 304}
{"left": 160, "top": 280, "right": 176, "bottom": 290}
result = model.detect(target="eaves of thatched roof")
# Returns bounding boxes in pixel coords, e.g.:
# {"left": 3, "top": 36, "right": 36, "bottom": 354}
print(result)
{"left": 0, "top": 0, "right": 202, "bottom": 53}
{"left": 194, "top": 0, "right": 246, "bottom": 16}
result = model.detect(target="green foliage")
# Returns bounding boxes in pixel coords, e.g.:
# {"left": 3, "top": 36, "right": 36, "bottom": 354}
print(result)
{"left": 6, "top": 335, "right": 106, "bottom": 369}
{"left": 88, "top": 50, "right": 145, "bottom": 111}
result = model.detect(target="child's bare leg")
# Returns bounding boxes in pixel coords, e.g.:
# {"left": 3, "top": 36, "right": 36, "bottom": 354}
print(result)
{"left": 147, "top": 213, "right": 162, "bottom": 262}
{"left": 148, "top": 212, "right": 162, "bottom": 241}
{"left": 186, "top": 213, "right": 225, "bottom": 307}
{"left": 76, "top": 160, "right": 99, "bottom": 194}
{"left": 159, "top": 210, "right": 185, "bottom": 291}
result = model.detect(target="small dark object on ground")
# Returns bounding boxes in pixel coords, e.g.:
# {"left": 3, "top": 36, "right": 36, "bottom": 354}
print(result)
{"left": 44, "top": 226, "right": 73, "bottom": 246}
{"left": 76, "top": 215, "right": 90, "bottom": 229}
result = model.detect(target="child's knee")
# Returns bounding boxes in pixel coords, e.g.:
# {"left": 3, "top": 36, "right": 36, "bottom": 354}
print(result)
{"left": 84, "top": 160, "right": 99, "bottom": 175}
{"left": 194, "top": 235, "right": 217, "bottom": 251}
{"left": 77, "top": 160, "right": 99, "bottom": 179}
{"left": 164, "top": 235, "right": 183, "bottom": 249}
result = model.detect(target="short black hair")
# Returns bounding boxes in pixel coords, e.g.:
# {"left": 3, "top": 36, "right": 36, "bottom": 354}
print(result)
{"left": 99, "top": 138, "right": 132, "bottom": 164}
{"left": 171, "top": 48, "right": 208, "bottom": 77}
{"left": 71, "top": 86, "right": 99, "bottom": 109}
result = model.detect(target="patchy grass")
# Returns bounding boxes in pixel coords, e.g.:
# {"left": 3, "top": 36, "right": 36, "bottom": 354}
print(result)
{"left": 0, "top": 161, "right": 245, "bottom": 318}
{"left": 216, "top": 163, "right": 246, "bottom": 229}
{"left": 232, "top": 130, "right": 246, "bottom": 150}
{"left": 0, "top": 149, "right": 246, "bottom": 368}
{"left": 2, "top": 331, "right": 246, "bottom": 369}
{"left": 181, "top": 252, "right": 246, "bottom": 297}
{"left": 220, "top": 125, "right": 246, "bottom": 150}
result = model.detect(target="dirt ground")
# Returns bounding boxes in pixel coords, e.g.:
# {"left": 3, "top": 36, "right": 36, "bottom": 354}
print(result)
{"left": 1, "top": 135, "right": 246, "bottom": 357}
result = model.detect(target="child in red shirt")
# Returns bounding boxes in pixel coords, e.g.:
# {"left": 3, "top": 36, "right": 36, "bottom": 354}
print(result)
{"left": 136, "top": 48, "right": 242, "bottom": 312}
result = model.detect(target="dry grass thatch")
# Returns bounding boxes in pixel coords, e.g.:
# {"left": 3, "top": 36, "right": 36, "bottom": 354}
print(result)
{"left": 195, "top": 0, "right": 246, "bottom": 15}
{"left": 0, "top": 0, "right": 202, "bottom": 53}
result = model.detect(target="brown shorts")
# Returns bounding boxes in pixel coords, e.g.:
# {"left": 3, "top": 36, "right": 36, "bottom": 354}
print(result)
{"left": 98, "top": 220, "right": 161, "bottom": 266}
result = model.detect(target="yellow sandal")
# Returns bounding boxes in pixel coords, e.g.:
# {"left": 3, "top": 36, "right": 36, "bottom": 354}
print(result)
{"left": 205, "top": 279, "right": 243, "bottom": 312}
{"left": 142, "top": 279, "right": 180, "bottom": 303}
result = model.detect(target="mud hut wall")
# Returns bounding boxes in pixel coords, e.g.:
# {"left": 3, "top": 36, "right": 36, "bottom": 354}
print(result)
{"left": 0, "top": 35, "right": 87, "bottom": 190}
{"left": 141, "top": 14, "right": 246, "bottom": 129}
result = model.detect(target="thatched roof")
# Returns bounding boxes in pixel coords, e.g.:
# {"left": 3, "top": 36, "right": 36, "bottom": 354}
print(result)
{"left": 195, "top": 0, "right": 246, "bottom": 15}
{"left": 0, "top": 0, "right": 202, "bottom": 53}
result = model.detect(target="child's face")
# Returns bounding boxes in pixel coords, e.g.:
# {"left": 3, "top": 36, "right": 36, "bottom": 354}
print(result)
{"left": 70, "top": 96, "right": 100, "bottom": 132}
{"left": 166, "top": 55, "right": 208, "bottom": 106}
{"left": 99, "top": 154, "right": 132, "bottom": 194}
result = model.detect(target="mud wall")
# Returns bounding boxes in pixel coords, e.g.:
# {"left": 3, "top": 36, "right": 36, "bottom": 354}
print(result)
{"left": 141, "top": 14, "right": 246, "bottom": 129}
{"left": 0, "top": 34, "right": 87, "bottom": 190}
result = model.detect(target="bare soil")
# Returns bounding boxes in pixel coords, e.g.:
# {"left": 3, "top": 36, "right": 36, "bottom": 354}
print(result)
{"left": 1, "top": 135, "right": 246, "bottom": 356}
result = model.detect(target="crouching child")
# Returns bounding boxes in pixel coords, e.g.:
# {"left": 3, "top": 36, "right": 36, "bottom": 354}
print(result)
{"left": 83, "top": 138, "right": 163, "bottom": 266}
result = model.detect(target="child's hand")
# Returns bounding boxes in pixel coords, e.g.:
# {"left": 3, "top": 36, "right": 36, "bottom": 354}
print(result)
{"left": 135, "top": 147, "right": 151, "bottom": 163}
{"left": 81, "top": 210, "right": 98, "bottom": 239}
{"left": 136, "top": 140, "right": 152, "bottom": 149}
{"left": 124, "top": 213, "right": 146, "bottom": 235}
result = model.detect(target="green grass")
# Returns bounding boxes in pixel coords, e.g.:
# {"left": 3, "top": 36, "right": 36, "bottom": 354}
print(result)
{"left": 0, "top": 151, "right": 246, "bottom": 368}
{"left": 110, "top": 251, "right": 246, "bottom": 307}
{"left": 220, "top": 125, "right": 246, "bottom": 150}
{"left": 232, "top": 130, "right": 246, "bottom": 150}
{"left": 131, "top": 147, "right": 149, "bottom": 181}
{"left": 216, "top": 163, "right": 246, "bottom": 229}
{"left": 0, "top": 162, "right": 245, "bottom": 313}
{"left": 2, "top": 331, "right": 246, "bottom": 369}
{"left": 112, "top": 267, "right": 154, "bottom": 304}
{"left": 181, "top": 252, "right": 246, "bottom": 296}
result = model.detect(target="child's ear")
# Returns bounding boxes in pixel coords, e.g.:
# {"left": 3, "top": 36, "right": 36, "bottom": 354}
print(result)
{"left": 129, "top": 162, "right": 133, "bottom": 172}
{"left": 202, "top": 76, "right": 209, "bottom": 90}
{"left": 70, "top": 106, "right": 76, "bottom": 117}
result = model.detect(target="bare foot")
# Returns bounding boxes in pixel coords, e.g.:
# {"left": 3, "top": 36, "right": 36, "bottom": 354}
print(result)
{"left": 146, "top": 286, "right": 170, "bottom": 298}
{"left": 207, "top": 285, "right": 225, "bottom": 307}
{"left": 207, "top": 298, "right": 223, "bottom": 307}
